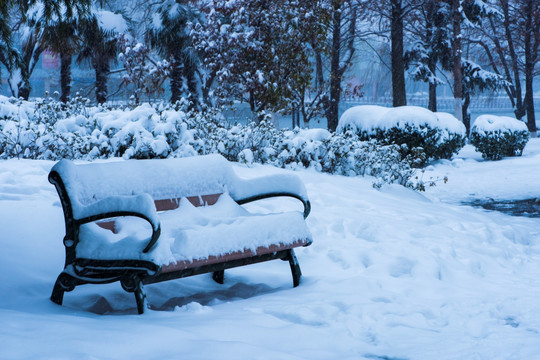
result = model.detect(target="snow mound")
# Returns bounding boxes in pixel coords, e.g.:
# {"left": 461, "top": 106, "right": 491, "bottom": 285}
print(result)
{"left": 378, "top": 106, "right": 438, "bottom": 130}
{"left": 337, "top": 105, "right": 390, "bottom": 135}
{"left": 472, "top": 114, "right": 528, "bottom": 134}
{"left": 337, "top": 106, "right": 464, "bottom": 136}
{"left": 436, "top": 112, "right": 467, "bottom": 136}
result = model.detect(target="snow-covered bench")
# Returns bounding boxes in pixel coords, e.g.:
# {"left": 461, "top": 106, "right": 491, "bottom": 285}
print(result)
{"left": 49, "top": 154, "right": 312, "bottom": 314}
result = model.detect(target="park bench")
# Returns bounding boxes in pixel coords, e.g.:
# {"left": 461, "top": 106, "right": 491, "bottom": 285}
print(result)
{"left": 48, "top": 154, "right": 312, "bottom": 314}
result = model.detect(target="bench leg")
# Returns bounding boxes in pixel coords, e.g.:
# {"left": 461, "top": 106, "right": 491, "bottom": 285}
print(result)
{"left": 134, "top": 281, "right": 147, "bottom": 315}
{"left": 286, "top": 249, "right": 302, "bottom": 287}
{"left": 212, "top": 270, "right": 225, "bottom": 284}
{"left": 121, "top": 275, "right": 148, "bottom": 314}
{"left": 51, "top": 272, "right": 78, "bottom": 306}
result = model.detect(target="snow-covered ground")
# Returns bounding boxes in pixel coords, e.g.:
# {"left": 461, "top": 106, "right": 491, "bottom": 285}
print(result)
{"left": 1, "top": 140, "right": 540, "bottom": 360}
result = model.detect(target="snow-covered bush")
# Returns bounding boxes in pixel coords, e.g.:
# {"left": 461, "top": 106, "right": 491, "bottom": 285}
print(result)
{"left": 434, "top": 112, "right": 467, "bottom": 160}
{"left": 0, "top": 96, "right": 437, "bottom": 190}
{"left": 337, "top": 105, "right": 466, "bottom": 164}
{"left": 470, "top": 115, "right": 529, "bottom": 160}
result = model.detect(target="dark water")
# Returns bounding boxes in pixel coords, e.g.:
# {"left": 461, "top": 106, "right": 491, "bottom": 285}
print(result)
{"left": 465, "top": 198, "right": 540, "bottom": 218}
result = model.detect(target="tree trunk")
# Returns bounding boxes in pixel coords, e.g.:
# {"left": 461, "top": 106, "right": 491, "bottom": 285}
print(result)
{"left": 523, "top": 0, "right": 537, "bottom": 134}
{"left": 170, "top": 61, "right": 183, "bottom": 104}
{"left": 60, "top": 53, "right": 72, "bottom": 103}
{"left": 487, "top": 17, "right": 518, "bottom": 110}
{"left": 428, "top": 81, "right": 437, "bottom": 112}
{"left": 326, "top": 2, "right": 342, "bottom": 132}
{"left": 390, "top": 0, "right": 406, "bottom": 107}
{"left": 94, "top": 60, "right": 109, "bottom": 104}
{"left": 17, "top": 80, "right": 31, "bottom": 100}
{"left": 202, "top": 70, "right": 216, "bottom": 107}
{"left": 463, "top": 90, "right": 471, "bottom": 131}
{"left": 16, "top": 34, "right": 42, "bottom": 100}
{"left": 184, "top": 59, "right": 199, "bottom": 110}
{"left": 314, "top": 48, "right": 324, "bottom": 92}
{"left": 451, "top": 0, "right": 463, "bottom": 124}
{"left": 425, "top": 0, "right": 437, "bottom": 112}
{"left": 16, "top": 62, "right": 32, "bottom": 100}
{"left": 501, "top": 0, "right": 525, "bottom": 120}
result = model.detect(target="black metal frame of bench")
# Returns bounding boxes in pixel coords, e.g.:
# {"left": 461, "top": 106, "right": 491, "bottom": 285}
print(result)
{"left": 49, "top": 168, "right": 311, "bottom": 314}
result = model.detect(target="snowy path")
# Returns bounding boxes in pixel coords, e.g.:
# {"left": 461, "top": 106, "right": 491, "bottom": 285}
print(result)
{"left": 1, "top": 142, "right": 540, "bottom": 359}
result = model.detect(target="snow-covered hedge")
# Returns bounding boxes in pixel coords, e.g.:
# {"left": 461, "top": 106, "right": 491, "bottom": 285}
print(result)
{"left": 470, "top": 115, "right": 529, "bottom": 160}
{"left": 0, "top": 96, "right": 437, "bottom": 189}
{"left": 337, "top": 105, "right": 466, "bottom": 164}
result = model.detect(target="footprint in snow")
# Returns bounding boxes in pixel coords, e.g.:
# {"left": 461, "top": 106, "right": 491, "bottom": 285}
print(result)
{"left": 388, "top": 257, "right": 416, "bottom": 278}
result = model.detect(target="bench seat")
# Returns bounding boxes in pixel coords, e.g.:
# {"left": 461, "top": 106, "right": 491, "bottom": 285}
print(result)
{"left": 76, "top": 193, "right": 311, "bottom": 267}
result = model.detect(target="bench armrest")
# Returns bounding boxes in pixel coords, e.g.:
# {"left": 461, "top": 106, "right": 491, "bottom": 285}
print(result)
{"left": 232, "top": 174, "right": 311, "bottom": 218}
{"left": 74, "top": 194, "right": 161, "bottom": 253}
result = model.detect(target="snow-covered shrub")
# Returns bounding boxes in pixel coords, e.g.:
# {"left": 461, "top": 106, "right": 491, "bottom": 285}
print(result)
{"left": 0, "top": 97, "right": 41, "bottom": 158}
{"left": 275, "top": 128, "right": 331, "bottom": 170}
{"left": 374, "top": 106, "right": 443, "bottom": 166}
{"left": 0, "top": 96, "right": 438, "bottom": 190}
{"left": 434, "top": 112, "right": 467, "bottom": 160}
{"left": 337, "top": 105, "right": 466, "bottom": 164}
{"left": 470, "top": 115, "right": 529, "bottom": 160}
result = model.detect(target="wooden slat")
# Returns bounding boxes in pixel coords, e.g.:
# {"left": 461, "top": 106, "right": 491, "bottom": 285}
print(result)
{"left": 96, "top": 220, "right": 117, "bottom": 233}
{"left": 154, "top": 198, "right": 182, "bottom": 211}
{"left": 160, "top": 239, "right": 311, "bottom": 273}
{"left": 186, "top": 194, "right": 221, "bottom": 207}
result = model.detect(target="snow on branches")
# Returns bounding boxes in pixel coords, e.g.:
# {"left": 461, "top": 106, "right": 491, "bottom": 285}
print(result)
{"left": 117, "top": 35, "right": 170, "bottom": 105}
{"left": 191, "top": 0, "right": 320, "bottom": 114}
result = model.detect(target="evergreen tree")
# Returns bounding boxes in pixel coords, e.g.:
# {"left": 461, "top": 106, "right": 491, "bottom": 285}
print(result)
{"left": 0, "top": 0, "right": 18, "bottom": 83}
{"left": 404, "top": 0, "right": 452, "bottom": 112}
{"left": 7, "top": 0, "right": 91, "bottom": 99}
{"left": 42, "top": 2, "right": 91, "bottom": 102}
{"left": 77, "top": 8, "right": 127, "bottom": 104}
{"left": 146, "top": 0, "right": 199, "bottom": 106}
{"left": 477, "top": 0, "right": 538, "bottom": 133}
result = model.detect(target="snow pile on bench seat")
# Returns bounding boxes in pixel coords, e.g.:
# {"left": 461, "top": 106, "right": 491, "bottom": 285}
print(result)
{"left": 77, "top": 193, "right": 311, "bottom": 266}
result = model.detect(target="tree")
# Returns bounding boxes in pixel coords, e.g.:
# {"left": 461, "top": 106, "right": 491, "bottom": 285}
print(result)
{"left": 520, "top": 0, "right": 538, "bottom": 134}
{"left": 42, "top": 4, "right": 90, "bottom": 103}
{"left": 461, "top": 59, "right": 506, "bottom": 126}
{"left": 0, "top": 0, "right": 18, "bottom": 83}
{"left": 405, "top": 0, "right": 452, "bottom": 112}
{"left": 146, "top": 0, "right": 199, "bottom": 106}
{"left": 323, "top": 0, "right": 358, "bottom": 131}
{"left": 7, "top": 0, "right": 91, "bottom": 99}
{"left": 390, "top": 0, "right": 407, "bottom": 106}
{"left": 364, "top": 0, "right": 421, "bottom": 108}
{"left": 78, "top": 9, "right": 127, "bottom": 104}
{"left": 445, "top": 0, "right": 498, "bottom": 130}
{"left": 472, "top": 0, "right": 537, "bottom": 133}
{"left": 451, "top": 0, "right": 463, "bottom": 122}
{"left": 192, "top": 0, "right": 321, "bottom": 121}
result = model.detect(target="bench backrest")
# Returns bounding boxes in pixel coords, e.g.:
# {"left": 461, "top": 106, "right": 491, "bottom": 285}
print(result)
{"left": 50, "top": 154, "right": 235, "bottom": 215}
{"left": 50, "top": 154, "right": 310, "bottom": 225}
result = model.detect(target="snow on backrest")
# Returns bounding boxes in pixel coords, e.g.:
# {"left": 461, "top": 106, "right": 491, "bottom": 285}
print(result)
{"left": 52, "top": 154, "right": 236, "bottom": 207}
